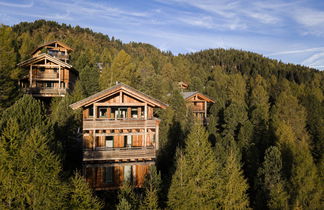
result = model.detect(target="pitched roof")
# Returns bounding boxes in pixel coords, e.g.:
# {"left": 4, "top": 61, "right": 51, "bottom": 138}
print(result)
{"left": 181, "top": 91, "right": 215, "bottom": 103}
{"left": 70, "top": 83, "right": 168, "bottom": 110}
{"left": 31, "top": 41, "right": 73, "bottom": 55}
{"left": 17, "top": 53, "right": 72, "bottom": 68}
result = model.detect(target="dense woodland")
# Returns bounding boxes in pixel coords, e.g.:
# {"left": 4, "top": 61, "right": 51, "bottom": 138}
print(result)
{"left": 0, "top": 20, "right": 323, "bottom": 209}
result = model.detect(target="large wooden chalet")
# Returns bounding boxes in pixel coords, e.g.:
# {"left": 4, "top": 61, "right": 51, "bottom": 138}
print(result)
{"left": 18, "top": 41, "right": 78, "bottom": 97}
{"left": 182, "top": 91, "right": 214, "bottom": 124}
{"left": 70, "top": 83, "right": 168, "bottom": 190}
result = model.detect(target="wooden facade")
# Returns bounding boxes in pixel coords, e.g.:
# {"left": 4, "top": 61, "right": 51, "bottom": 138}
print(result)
{"left": 182, "top": 91, "right": 215, "bottom": 124}
{"left": 18, "top": 41, "right": 78, "bottom": 97}
{"left": 70, "top": 83, "right": 168, "bottom": 190}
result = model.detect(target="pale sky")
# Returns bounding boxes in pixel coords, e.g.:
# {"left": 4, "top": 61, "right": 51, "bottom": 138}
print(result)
{"left": 1, "top": 0, "right": 324, "bottom": 70}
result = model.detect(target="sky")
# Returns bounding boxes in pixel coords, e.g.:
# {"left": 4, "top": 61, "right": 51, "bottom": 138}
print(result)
{"left": 1, "top": 0, "right": 324, "bottom": 70}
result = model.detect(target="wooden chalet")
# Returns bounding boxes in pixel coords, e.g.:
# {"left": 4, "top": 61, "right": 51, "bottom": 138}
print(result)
{"left": 18, "top": 41, "right": 78, "bottom": 97}
{"left": 70, "top": 83, "right": 168, "bottom": 190}
{"left": 182, "top": 91, "right": 214, "bottom": 124}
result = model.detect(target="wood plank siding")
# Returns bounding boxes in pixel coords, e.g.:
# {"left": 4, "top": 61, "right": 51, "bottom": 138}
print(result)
{"left": 70, "top": 83, "right": 167, "bottom": 190}
{"left": 18, "top": 41, "right": 78, "bottom": 98}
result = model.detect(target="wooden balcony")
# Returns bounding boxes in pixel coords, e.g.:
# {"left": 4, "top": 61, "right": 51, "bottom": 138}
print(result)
{"left": 83, "top": 118, "right": 158, "bottom": 130}
{"left": 25, "top": 87, "right": 67, "bottom": 97}
{"left": 83, "top": 146, "right": 156, "bottom": 161}
{"left": 35, "top": 72, "right": 59, "bottom": 80}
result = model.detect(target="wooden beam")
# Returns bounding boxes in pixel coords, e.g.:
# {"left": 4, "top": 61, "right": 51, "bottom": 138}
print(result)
{"left": 204, "top": 101, "right": 207, "bottom": 118}
{"left": 155, "top": 123, "right": 159, "bottom": 150}
{"left": 58, "top": 65, "right": 61, "bottom": 90}
{"left": 94, "top": 102, "right": 146, "bottom": 107}
{"left": 29, "top": 65, "right": 33, "bottom": 87}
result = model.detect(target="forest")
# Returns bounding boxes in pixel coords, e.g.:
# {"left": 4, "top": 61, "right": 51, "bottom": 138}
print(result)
{"left": 0, "top": 20, "right": 323, "bottom": 209}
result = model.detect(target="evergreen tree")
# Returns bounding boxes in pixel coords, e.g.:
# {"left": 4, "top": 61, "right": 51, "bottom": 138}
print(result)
{"left": 69, "top": 172, "right": 103, "bottom": 210}
{"left": 140, "top": 166, "right": 161, "bottom": 210}
{"left": 215, "top": 134, "right": 250, "bottom": 209}
{"left": 168, "top": 123, "right": 221, "bottom": 209}
{"left": 0, "top": 25, "right": 20, "bottom": 112}
{"left": 257, "top": 146, "right": 288, "bottom": 210}
{"left": 117, "top": 182, "right": 138, "bottom": 210}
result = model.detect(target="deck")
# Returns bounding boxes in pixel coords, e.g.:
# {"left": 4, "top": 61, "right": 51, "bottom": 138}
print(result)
{"left": 83, "top": 146, "right": 156, "bottom": 161}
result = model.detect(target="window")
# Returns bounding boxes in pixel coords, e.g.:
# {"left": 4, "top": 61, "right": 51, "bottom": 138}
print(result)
{"left": 88, "top": 106, "right": 93, "bottom": 117}
{"left": 117, "top": 107, "right": 127, "bottom": 119}
{"left": 124, "top": 135, "right": 132, "bottom": 147}
{"left": 105, "top": 136, "right": 114, "bottom": 148}
{"left": 131, "top": 108, "right": 138, "bottom": 118}
{"left": 46, "top": 82, "right": 54, "bottom": 88}
{"left": 104, "top": 167, "right": 114, "bottom": 184}
{"left": 99, "top": 107, "right": 107, "bottom": 118}
{"left": 124, "top": 165, "right": 132, "bottom": 183}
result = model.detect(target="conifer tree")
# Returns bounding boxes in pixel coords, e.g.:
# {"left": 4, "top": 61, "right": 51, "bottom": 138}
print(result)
{"left": 215, "top": 134, "right": 250, "bottom": 209}
{"left": 0, "top": 25, "right": 20, "bottom": 112}
{"left": 69, "top": 172, "right": 103, "bottom": 210}
{"left": 257, "top": 146, "right": 289, "bottom": 210}
{"left": 117, "top": 182, "right": 138, "bottom": 210}
{"left": 140, "top": 166, "right": 161, "bottom": 210}
{"left": 168, "top": 123, "right": 221, "bottom": 209}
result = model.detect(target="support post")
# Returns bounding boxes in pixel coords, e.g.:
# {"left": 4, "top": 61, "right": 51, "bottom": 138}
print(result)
{"left": 29, "top": 65, "right": 33, "bottom": 87}
{"left": 59, "top": 65, "right": 61, "bottom": 93}
{"left": 155, "top": 122, "right": 159, "bottom": 150}
{"left": 204, "top": 101, "right": 207, "bottom": 119}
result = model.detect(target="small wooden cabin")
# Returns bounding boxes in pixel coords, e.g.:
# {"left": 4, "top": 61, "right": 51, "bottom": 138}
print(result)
{"left": 70, "top": 83, "right": 168, "bottom": 190}
{"left": 18, "top": 41, "right": 78, "bottom": 97}
{"left": 182, "top": 91, "right": 214, "bottom": 124}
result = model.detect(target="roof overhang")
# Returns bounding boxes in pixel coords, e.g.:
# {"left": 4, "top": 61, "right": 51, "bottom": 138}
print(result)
{"left": 17, "top": 53, "right": 72, "bottom": 69}
{"left": 70, "top": 83, "right": 168, "bottom": 110}
{"left": 31, "top": 41, "right": 73, "bottom": 55}
{"left": 183, "top": 92, "right": 215, "bottom": 103}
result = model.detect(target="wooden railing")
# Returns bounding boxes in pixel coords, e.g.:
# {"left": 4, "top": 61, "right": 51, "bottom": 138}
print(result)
{"left": 83, "top": 118, "right": 158, "bottom": 130}
{"left": 36, "top": 72, "right": 59, "bottom": 79}
{"left": 83, "top": 146, "right": 156, "bottom": 161}
{"left": 191, "top": 107, "right": 205, "bottom": 112}
{"left": 26, "top": 87, "right": 67, "bottom": 96}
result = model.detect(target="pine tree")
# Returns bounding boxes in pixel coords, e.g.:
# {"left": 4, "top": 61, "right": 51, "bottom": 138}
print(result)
{"left": 0, "top": 25, "right": 20, "bottom": 112}
{"left": 117, "top": 182, "right": 138, "bottom": 210}
{"left": 215, "top": 134, "right": 250, "bottom": 209}
{"left": 140, "top": 166, "right": 161, "bottom": 210}
{"left": 257, "top": 146, "right": 288, "bottom": 210}
{"left": 69, "top": 172, "right": 103, "bottom": 210}
{"left": 168, "top": 123, "right": 221, "bottom": 209}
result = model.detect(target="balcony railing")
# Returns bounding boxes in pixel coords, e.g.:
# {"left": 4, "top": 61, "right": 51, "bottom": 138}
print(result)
{"left": 83, "top": 118, "right": 158, "bottom": 130}
{"left": 35, "top": 72, "right": 59, "bottom": 79}
{"left": 83, "top": 146, "right": 156, "bottom": 161}
{"left": 25, "top": 87, "right": 67, "bottom": 96}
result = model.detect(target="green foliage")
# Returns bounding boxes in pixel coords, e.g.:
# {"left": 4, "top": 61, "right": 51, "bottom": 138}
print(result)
{"left": 215, "top": 135, "right": 250, "bottom": 209}
{"left": 69, "top": 172, "right": 103, "bottom": 210}
{"left": 140, "top": 166, "right": 161, "bottom": 210}
{"left": 0, "top": 25, "right": 20, "bottom": 112}
{"left": 168, "top": 123, "right": 221, "bottom": 209}
{"left": 117, "top": 182, "right": 138, "bottom": 210}
{"left": 257, "top": 146, "right": 289, "bottom": 210}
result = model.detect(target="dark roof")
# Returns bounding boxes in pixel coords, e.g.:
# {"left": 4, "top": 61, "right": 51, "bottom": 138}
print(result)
{"left": 181, "top": 91, "right": 198, "bottom": 99}
{"left": 181, "top": 91, "right": 215, "bottom": 103}
{"left": 31, "top": 41, "right": 73, "bottom": 55}
{"left": 70, "top": 83, "right": 168, "bottom": 110}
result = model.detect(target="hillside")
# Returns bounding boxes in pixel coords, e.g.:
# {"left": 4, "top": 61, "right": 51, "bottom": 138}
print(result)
{"left": 0, "top": 20, "right": 323, "bottom": 209}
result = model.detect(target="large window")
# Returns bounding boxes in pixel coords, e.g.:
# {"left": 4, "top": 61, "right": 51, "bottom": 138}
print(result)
{"left": 124, "top": 165, "right": 132, "bottom": 183}
{"left": 88, "top": 106, "right": 93, "bottom": 117}
{"left": 46, "top": 82, "right": 54, "bottom": 88}
{"left": 99, "top": 107, "right": 107, "bottom": 118}
{"left": 124, "top": 135, "right": 132, "bottom": 147}
{"left": 105, "top": 136, "right": 114, "bottom": 148}
{"left": 104, "top": 167, "right": 114, "bottom": 184}
{"left": 131, "top": 108, "right": 138, "bottom": 118}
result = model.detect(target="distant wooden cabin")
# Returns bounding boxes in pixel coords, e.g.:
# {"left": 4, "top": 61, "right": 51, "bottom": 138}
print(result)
{"left": 182, "top": 91, "right": 214, "bottom": 124}
{"left": 18, "top": 41, "right": 78, "bottom": 97}
{"left": 70, "top": 83, "right": 168, "bottom": 190}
